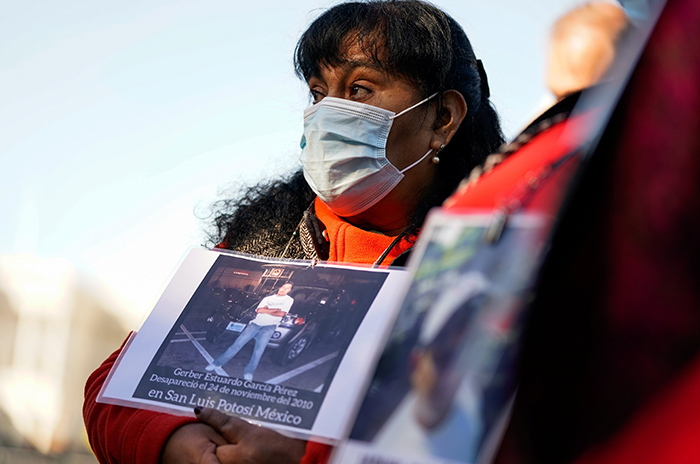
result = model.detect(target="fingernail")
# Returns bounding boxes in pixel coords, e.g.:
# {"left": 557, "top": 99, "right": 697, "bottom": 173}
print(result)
{"left": 194, "top": 407, "right": 202, "bottom": 415}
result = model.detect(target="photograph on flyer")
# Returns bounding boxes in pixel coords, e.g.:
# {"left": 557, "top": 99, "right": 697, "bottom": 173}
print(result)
{"left": 131, "top": 252, "right": 388, "bottom": 430}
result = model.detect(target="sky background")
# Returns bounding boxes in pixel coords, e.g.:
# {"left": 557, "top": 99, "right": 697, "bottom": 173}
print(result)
{"left": 0, "top": 0, "right": 611, "bottom": 326}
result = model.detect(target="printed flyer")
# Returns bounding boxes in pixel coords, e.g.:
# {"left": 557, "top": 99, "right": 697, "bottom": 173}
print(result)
{"left": 332, "top": 211, "right": 550, "bottom": 464}
{"left": 98, "top": 248, "right": 409, "bottom": 441}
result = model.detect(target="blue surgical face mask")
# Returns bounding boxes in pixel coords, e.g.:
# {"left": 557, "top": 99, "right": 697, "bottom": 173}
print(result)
{"left": 299, "top": 93, "right": 437, "bottom": 217}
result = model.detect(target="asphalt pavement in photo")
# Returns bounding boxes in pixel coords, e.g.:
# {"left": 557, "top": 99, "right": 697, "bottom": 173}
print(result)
{"left": 157, "top": 317, "right": 340, "bottom": 392}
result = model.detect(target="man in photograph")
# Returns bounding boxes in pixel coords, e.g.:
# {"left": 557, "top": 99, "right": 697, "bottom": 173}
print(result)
{"left": 206, "top": 282, "right": 294, "bottom": 380}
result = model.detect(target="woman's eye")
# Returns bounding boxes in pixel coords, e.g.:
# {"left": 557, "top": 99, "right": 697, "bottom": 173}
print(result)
{"left": 310, "top": 89, "right": 325, "bottom": 103}
{"left": 349, "top": 85, "right": 370, "bottom": 99}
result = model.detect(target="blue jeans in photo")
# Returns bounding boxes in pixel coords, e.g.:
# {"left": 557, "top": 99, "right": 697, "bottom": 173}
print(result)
{"left": 211, "top": 322, "right": 276, "bottom": 378}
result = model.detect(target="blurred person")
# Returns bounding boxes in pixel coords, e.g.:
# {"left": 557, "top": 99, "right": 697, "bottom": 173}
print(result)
{"left": 464, "top": 0, "right": 631, "bottom": 189}
{"left": 83, "top": 1, "right": 504, "bottom": 463}
{"left": 547, "top": 1, "right": 629, "bottom": 100}
{"left": 491, "top": 0, "right": 700, "bottom": 463}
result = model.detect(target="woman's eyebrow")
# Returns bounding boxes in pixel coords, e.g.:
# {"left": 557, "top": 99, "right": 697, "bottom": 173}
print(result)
{"left": 341, "top": 58, "right": 385, "bottom": 73}
{"left": 309, "top": 58, "right": 385, "bottom": 81}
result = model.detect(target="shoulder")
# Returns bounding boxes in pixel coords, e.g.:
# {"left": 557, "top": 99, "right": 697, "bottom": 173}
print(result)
{"left": 444, "top": 89, "right": 594, "bottom": 210}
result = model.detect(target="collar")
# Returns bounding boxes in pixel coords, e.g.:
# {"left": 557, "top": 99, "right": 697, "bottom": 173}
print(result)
{"left": 313, "top": 198, "right": 414, "bottom": 266}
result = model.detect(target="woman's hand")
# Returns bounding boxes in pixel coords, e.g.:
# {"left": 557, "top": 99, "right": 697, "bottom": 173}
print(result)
{"left": 161, "top": 422, "right": 229, "bottom": 464}
{"left": 196, "top": 408, "right": 307, "bottom": 464}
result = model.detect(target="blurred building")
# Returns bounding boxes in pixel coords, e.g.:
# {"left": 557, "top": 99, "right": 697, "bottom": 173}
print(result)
{"left": 0, "top": 254, "right": 130, "bottom": 461}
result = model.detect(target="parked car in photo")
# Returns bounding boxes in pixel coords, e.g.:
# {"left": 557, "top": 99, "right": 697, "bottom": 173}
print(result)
{"left": 204, "top": 285, "right": 358, "bottom": 365}
{"left": 203, "top": 287, "right": 249, "bottom": 334}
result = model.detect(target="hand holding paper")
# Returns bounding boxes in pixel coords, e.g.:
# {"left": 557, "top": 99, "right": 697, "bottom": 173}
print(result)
{"left": 196, "top": 408, "right": 306, "bottom": 464}
{"left": 161, "top": 422, "right": 227, "bottom": 464}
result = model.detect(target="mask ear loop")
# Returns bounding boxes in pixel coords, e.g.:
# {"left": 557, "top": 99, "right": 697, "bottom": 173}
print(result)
{"left": 399, "top": 148, "right": 434, "bottom": 174}
{"left": 394, "top": 92, "right": 441, "bottom": 174}
{"left": 391, "top": 92, "right": 439, "bottom": 119}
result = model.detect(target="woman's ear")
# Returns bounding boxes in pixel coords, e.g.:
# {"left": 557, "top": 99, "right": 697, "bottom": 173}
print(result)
{"left": 431, "top": 90, "right": 468, "bottom": 149}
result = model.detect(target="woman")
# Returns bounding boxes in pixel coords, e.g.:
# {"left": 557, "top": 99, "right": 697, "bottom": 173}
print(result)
{"left": 83, "top": 1, "right": 503, "bottom": 463}
{"left": 208, "top": 0, "right": 502, "bottom": 265}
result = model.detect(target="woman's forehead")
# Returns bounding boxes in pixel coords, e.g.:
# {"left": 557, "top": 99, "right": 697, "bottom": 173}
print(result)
{"left": 312, "top": 41, "right": 392, "bottom": 79}
{"left": 314, "top": 34, "right": 387, "bottom": 68}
